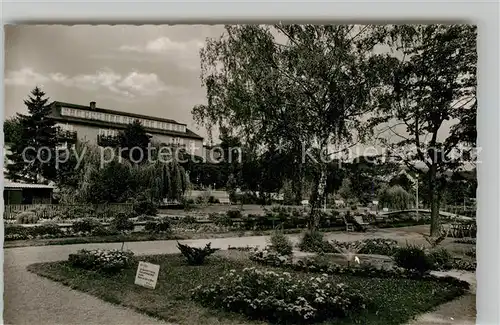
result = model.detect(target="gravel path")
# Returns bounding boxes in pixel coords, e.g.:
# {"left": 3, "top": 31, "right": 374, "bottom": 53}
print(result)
{"left": 3, "top": 236, "right": 276, "bottom": 325}
{"left": 406, "top": 271, "right": 476, "bottom": 325}
{"left": 3, "top": 227, "right": 475, "bottom": 325}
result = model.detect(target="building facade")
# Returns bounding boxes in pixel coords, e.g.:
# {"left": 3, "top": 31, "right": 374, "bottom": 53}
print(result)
{"left": 49, "top": 101, "right": 204, "bottom": 157}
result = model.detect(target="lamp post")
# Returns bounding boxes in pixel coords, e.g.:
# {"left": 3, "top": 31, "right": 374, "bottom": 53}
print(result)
{"left": 415, "top": 176, "right": 419, "bottom": 219}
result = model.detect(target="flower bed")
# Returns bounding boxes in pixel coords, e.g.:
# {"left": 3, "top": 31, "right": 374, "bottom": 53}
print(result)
{"left": 191, "top": 267, "right": 366, "bottom": 324}
{"left": 300, "top": 236, "right": 400, "bottom": 256}
{"left": 330, "top": 238, "right": 400, "bottom": 256}
{"left": 68, "top": 249, "right": 135, "bottom": 273}
{"left": 249, "top": 249, "right": 470, "bottom": 291}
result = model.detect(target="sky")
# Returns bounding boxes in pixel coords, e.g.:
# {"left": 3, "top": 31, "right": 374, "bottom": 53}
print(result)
{"left": 4, "top": 25, "right": 227, "bottom": 142}
{"left": 4, "top": 24, "right": 465, "bottom": 158}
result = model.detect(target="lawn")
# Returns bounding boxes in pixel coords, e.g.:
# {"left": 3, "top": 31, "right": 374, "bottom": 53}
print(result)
{"left": 28, "top": 252, "right": 466, "bottom": 325}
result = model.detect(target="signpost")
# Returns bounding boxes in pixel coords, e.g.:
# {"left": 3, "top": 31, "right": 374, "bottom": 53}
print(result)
{"left": 134, "top": 261, "right": 160, "bottom": 289}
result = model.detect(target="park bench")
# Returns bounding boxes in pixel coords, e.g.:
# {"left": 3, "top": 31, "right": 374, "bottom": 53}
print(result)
{"left": 342, "top": 215, "right": 354, "bottom": 232}
{"left": 352, "top": 215, "right": 372, "bottom": 232}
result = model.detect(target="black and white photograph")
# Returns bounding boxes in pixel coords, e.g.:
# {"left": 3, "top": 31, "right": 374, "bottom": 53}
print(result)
{"left": 3, "top": 24, "right": 477, "bottom": 325}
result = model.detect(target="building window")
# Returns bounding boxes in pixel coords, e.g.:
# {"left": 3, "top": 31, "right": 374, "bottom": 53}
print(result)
{"left": 85, "top": 111, "right": 91, "bottom": 118}
{"left": 99, "top": 129, "right": 117, "bottom": 137}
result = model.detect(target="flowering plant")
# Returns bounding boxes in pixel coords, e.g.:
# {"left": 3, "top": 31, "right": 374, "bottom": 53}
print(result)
{"left": 191, "top": 267, "right": 366, "bottom": 323}
{"left": 249, "top": 246, "right": 292, "bottom": 266}
{"left": 68, "top": 249, "right": 135, "bottom": 273}
{"left": 249, "top": 248, "right": 471, "bottom": 291}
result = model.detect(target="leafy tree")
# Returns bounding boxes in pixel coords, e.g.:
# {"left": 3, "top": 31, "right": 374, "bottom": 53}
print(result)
{"left": 3, "top": 116, "right": 22, "bottom": 144}
{"left": 389, "top": 173, "right": 414, "bottom": 193}
{"left": 369, "top": 25, "right": 477, "bottom": 235}
{"left": 378, "top": 185, "right": 412, "bottom": 210}
{"left": 117, "top": 119, "right": 151, "bottom": 164}
{"left": 57, "top": 142, "right": 187, "bottom": 204}
{"left": 6, "top": 87, "right": 61, "bottom": 183}
{"left": 192, "top": 24, "right": 384, "bottom": 230}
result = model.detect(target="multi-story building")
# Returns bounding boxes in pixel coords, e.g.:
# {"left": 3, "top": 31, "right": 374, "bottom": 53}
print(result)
{"left": 48, "top": 101, "right": 204, "bottom": 156}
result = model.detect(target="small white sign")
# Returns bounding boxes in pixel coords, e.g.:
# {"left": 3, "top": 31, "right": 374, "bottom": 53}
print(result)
{"left": 134, "top": 261, "right": 160, "bottom": 289}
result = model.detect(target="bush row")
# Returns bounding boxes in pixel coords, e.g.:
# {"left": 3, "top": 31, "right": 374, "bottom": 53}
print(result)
{"left": 4, "top": 215, "right": 173, "bottom": 241}
{"left": 68, "top": 249, "right": 135, "bottom": 273}
{"left": 191, "top": 267, "right": 366, "bottom": 324}
{"left": 299, "top": 232, "right": 400, "bottom": 256}
{"left": 249, "top": 248, "right": 471, "bottom": 291}
{"left": 12, "top": 197, "right": 157, "bottom": 223}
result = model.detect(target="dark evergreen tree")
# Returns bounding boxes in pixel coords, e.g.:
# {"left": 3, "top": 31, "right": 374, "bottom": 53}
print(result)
{"left": 6, "top": 87, "right": 60, "bottom": 183}
{"left": 117, "top": 119, "right": 151, "bottom": 164}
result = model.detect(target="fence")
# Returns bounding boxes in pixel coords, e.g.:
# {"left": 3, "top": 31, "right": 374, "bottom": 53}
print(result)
{"left": 3, "top": 203, "right": 133, "bottom": 220}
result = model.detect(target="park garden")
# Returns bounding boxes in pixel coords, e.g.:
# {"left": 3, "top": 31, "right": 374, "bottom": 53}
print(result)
{"left": 5, "top": 23, "right": 477, "bottom": 324}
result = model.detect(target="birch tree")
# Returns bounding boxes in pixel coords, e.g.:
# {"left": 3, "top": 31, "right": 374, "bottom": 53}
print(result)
{"left": 193, "top": 24, "right": 385, "bottom": 229}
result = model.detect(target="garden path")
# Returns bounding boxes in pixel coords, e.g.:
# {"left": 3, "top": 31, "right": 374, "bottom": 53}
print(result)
{"left": 4, "top": 227, "right": 475, "bottom": 325}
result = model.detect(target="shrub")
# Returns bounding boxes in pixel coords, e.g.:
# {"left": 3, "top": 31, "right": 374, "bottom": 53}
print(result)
{"left": 393, "top": 245, "right": 434, "bottom": 274}
{"left": 4, "top": 225, "right": 30, "bottom": 240}
{"left": 249, "top": 248, "right": 471, "bottom": 291}
{"left": 15, "top": 211, "right": 39, "bottom": 224}
{"left": 298, "top": 231, "right": 335, "bottom": 253}
{"left": 144, "top": 217, "right": 171, "bottom": 233}
{"left": 137, "top": 215, "right": 156, "bottom": 222}
{"left": 454, "top": 238, "right": 476, "bottom": 245}
{"left": 269, "top": 231, "right": 294, "bottom": 256}
{"left": 191, "top": 267, "right": 366, "bottom": 324}
{"left": 357, "top": 238, "right": 399, "bottom": 256}
{"left": 227, "top": 209, "right": 242, "bottom": 219}
{"left": 91, "top": 225, "right": 118, "bottom": 237}
{"left": 177, "top": 242, "right": 219, "bottom": 265}
{"left": 207, "top": 196, "right": 219, "bottom": 204}
{"left": 227, "top": 245, "right": 254, "bottom": 251}
{"left": 181, "top": 198, "right": 195, "bottom": 210}
{"left": 208, "top": 212, "right": 233, "bottom": 227}
{"left": 465, "top": 248, "right": 476, "bottom": 258}
{"left": 178, "top": 215, "right": 198, "bottom": 225}
{"left": 451, "top": 259, "right": 476, "bottom": 271}
{"left": 428, "top": 248, "right": 454, "bottom": 271}
{"left": 111, "top": 213, "right": 135, "bottom": 232}
{"left": 250, "top": 247, "right": 292, "bottom": 266}
{"left": 132, "top": 196, "right": 158, "bottom": 216}
{"left": 72, "top": 218, "right": 101, "bottom": 234}
{"left": 31, "top": 222, "right": 63, "bottom": 236}
{"left": 68, "top": 249, "right": 135, "bottom": 273}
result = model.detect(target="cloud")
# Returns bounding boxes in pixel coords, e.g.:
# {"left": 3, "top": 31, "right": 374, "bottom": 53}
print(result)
{"left": 4, "top": 68, "right": 49, "bottom": 86}
{"left": 5, "top": 67, "right": 174, "bottom": 98}
{"left": 120, "top": 37, "right": 203, "bottom": 54}
{"left": 118, "top": 37, "right": 203, "bottom": 71}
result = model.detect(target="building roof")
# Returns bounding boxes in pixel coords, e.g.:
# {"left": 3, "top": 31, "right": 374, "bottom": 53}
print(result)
{"left": 4, "top": 180, "right": 55, "bottom": 189}
{"left": 49, "top": 101, "right": 204, "bottom": 140}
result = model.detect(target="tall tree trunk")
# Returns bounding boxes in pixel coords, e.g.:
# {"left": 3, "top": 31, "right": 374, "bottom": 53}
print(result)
{"left": 429, "top": 164, "right": 441, "bottom": 236}
{"left": 308, "top": 164, "right": 327, "bottom": 231}
{"left": 292, "top": 156, "right": 303, "bottom": 205}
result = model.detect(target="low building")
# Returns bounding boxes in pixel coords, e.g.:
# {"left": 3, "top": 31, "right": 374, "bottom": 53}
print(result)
{"left": 48, "top": 100, "right": 205, "bottom": 156}
{"left": 3, "top": 180, "right": 55, "bottom": 205}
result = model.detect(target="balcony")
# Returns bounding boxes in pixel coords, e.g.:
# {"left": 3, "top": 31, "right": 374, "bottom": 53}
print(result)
{"left": 97, "top": 134, "right": 120, "bottom": 147}
{"left": 58, "top": 130, "right": 77, "bottom": 143}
